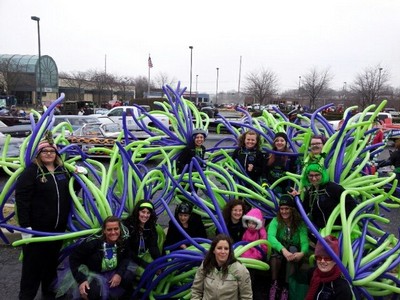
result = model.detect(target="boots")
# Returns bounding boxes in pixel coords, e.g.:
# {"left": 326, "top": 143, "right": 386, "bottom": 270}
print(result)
{"left": 269, "top": 280, "right": 279, "bottom": 300}
{"left": 280, "top": 287, "right": 289, "bottom": 300}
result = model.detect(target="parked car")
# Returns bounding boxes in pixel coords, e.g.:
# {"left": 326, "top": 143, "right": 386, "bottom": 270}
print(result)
{"left": 66, "top": 122, "right": 149, "bottom": 157}
{"left": 54, "top": 115, "right": 101, "bottom": 131}
{"left": 106, "top": 106, "right": 170, "bottom": 131}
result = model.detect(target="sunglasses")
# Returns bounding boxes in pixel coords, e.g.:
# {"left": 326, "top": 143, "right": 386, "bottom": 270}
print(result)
{"left": 315, "top": 255, "right": 333, "bottom": 262}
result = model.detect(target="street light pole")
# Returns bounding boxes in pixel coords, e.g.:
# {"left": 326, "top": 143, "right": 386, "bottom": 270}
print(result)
{"left": 216, "top": 67, "right": 219, "bottom": 105}
{"left": 189, "top": 46, "right": 194, "bottom": 104}
{"left": 31, "top": 16, "right": 42, "bottom": 106}
{"left": 298, "top": 76, "right": 301, "bottom": 103}
{"left": 378, "top": 67, "right": 383, "bottom": 100}
{"left": 195, "top": 74, "right": 199, "bottom": 104}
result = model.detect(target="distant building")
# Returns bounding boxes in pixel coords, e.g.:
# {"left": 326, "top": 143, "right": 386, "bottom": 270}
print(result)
{"left": 0, "top": 54, "right": 59, "bottom": 105}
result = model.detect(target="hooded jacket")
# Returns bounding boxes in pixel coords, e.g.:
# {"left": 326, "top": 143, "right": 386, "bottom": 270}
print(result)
{"left": 15, "top": 164, "right": 78, "bottom": 232}
{"left": 241, "top": 208, "right": 267, "bottom": 259}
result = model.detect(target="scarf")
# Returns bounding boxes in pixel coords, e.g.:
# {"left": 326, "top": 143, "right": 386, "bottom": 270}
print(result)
{"left": 305, "top": 264, "right": 342, "bottom": 300}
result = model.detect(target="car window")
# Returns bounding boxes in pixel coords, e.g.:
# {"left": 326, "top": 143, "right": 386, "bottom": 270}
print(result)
{"left": 108, "top": 108, "right": 123, "bottom": 116}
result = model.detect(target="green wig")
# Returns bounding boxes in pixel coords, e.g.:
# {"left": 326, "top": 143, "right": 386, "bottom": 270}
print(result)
{"left": 301, "top": 163, "right": 329, "bottom": 187}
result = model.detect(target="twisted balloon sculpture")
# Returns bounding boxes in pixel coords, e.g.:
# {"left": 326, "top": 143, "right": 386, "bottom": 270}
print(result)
{"left": 0, "top": 86, "right": 399, "bottom": 299}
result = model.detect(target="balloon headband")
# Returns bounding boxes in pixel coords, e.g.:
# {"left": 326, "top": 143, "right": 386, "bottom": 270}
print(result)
{"left": 139, "top": 202, "right": 154, "bottom": 210}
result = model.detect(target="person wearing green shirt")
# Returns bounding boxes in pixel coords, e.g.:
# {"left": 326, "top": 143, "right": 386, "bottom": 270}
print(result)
{"left": 267, "top": 194, "right": 309, "bottom": 300}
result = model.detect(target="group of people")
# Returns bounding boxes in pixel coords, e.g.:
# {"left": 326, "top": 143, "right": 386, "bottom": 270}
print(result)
{"left": 14, "top": 128, "right": 357, "bottom": 300}
{"left": 212, "top": 194, "right": 353, "bottom": 300}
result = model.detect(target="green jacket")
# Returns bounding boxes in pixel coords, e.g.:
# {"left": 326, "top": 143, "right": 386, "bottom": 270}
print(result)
{"left": 191, "top": 261, "right": 252, "bottom": 300}
{"left": 267, "top": 217, "right": 309, "bottom": 254}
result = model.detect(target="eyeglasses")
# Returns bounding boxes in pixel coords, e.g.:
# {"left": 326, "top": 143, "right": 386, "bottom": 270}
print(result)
{"left": 40, "top": 150, "right": 56, "bottom": 155}
{"left": 310, "top": 143, "right": 323, "bottom": 146}
{"left": 315, "top": 255, "right": 333, "bottom": 262}
{"left": 308, "top": 173, "right": 322, "bottom": 179}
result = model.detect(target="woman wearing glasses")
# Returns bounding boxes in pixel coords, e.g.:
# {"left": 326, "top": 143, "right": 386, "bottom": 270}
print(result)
{"left": 305, "top": 235, "right": 352, "bottom": 300}
{"left": 306, "top": 135, "right": 326, "bottom": 164}
{"left": 297, "top": 163, "right": 357, "bottom": 232}
{"left": 15, "top": 132, "right": 82, "bottom": 300}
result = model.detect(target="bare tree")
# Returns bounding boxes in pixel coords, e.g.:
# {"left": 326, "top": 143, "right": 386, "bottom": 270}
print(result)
{"left": 244, "top": 68, "right": 278, "bottom": 105}
{"left": 350, "top": 65, "right": 389, "bottom": 109}
{"left": 154, "top": 72, "right": 176, "bottom": 90}
{"left": 301, "top": 67, "right": 333, "bottom": 110}
{"left": 88, "top": 70, "right": 116, "bottom": 106}
{"left": 59, "top": 71, "right": 89, "bottom": 100}
{"left": 115, "top": 76, "right": 135, "bottom": 101}
{"left": 134, "top": 76, "right": 151, "bottom": 98}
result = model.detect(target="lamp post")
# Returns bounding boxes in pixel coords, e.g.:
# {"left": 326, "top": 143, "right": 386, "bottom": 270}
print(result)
{"left": 343, "top": 82, "right": 347, "bottom": 100}
{"left": 298, "top": 76, "right": 301, "bottom": 103}
{"left": 378, "top": 67, "right": 383, "bottom": 100}
{"left": 195, "top": 74, "right": 199, "bottom": 104}
{"left": 216, "top": 68, "right": 219, "bottom": 105}
{"left": 31, "top": 16, "right": 42, "bottom": 106}
{"left": 189, "top": 46, "right": 193, "bottom": 104}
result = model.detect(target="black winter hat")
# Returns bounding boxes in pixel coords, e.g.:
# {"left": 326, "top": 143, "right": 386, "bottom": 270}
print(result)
{"left": 279, "top": 194, "right": 296, "bottom": 208}
{"left": 274, "top": 132, "right": 288, "bottom": 142}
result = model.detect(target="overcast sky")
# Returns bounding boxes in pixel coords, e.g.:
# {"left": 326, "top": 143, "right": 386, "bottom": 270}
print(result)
{"left": 1, "top": 0, "right": 399, "bottom": 95}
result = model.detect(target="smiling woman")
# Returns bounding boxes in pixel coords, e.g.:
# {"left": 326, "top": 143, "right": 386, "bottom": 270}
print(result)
{"left": 191, "top": 234, "right": 253, "bottom": 300}
{"left": 305, "top": 236, "right": 352, "bottom": 300}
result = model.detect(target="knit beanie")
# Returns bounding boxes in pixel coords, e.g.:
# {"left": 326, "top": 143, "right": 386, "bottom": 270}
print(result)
{"left": 36, "top": 131, "right": 58, "bottom": 156}
{"left": 37, "top": 141, "right": 57, "bottom": 153}
{"left": 274, "top": 132, "right": 288, "bottom": 142}
{"left": 315, "top": 235, "right": 339, "bottom": 257}
{"left": 279, "top": 194, "right": 296, "bottom": 208}
{"left": 242, "top": 208, "right": 264, "bottom": 230}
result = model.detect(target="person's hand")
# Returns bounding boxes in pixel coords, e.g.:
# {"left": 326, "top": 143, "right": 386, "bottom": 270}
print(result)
{"left": 79, "top": 281, "right": 90, "bottom": 300}
{"left": 180, "top": 244, "right": 187, "bottom": 249}
{"left": 289, "top": 187, "right": 300, "bottom": 196}
{"left": 75, "top": 166, "right": 88, "bottom": 175}
{"left": 292, "top": 252, "right": 304, "bottom": 262}
{"left": 21, "top": 227, "right": 33, "bottom": 240}
{"left": 247, "top": 164, "right": 254, "bottom": 172}
{"left": 281, "top": 248, "right": 294, "bottom": 261}
{"left": 109, "top": 274, "right": 121, "bottom": 288}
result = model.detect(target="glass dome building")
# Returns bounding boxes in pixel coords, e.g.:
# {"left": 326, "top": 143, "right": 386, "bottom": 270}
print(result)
{"left": 0, "top": 54, "right": 59, "bottom": 105}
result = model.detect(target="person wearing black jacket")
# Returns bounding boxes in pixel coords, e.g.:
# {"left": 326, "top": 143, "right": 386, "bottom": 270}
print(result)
{"left": 306, "top": 235, "right": 352, "bottom": 300}
{"left": 232, "top": 130, "right": 264, "bottom": 183}
{"left": 15, "top": 133, "right": 82, "bottom": 300}
{"left": 123, "top": 200, "right": 161, "bottom": 273}
{"left": 69, "top": 216, "right": 135, "bottom": 300}
{"left": 298, "top": 163, "right": 357, "bottom": 231}
{"left": 176, "top": 128, "right": 207, "bottom": 173}
{"left": 263, "top": 132, "right": 297, "bottom": 194}
{"left": 164, "top": 202, "right": 207, "bottom": 250}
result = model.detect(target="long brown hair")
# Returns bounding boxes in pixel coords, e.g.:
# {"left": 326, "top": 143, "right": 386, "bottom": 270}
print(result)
{"left": 202, "top": 234, "right": 237, "bottom": 276}
{"left": 276, "top": 207, "right": 303, "bottom": 234}
{"left": 267, "top": 136, "right": 290, "bottom": 166}
{"left": 222, "top": 199, "right": 245, "bottom": 224}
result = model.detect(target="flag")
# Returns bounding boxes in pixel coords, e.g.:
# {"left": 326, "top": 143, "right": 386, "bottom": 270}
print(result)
{"left": 148, "top": 56, "right": 153, "bottom": 68}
